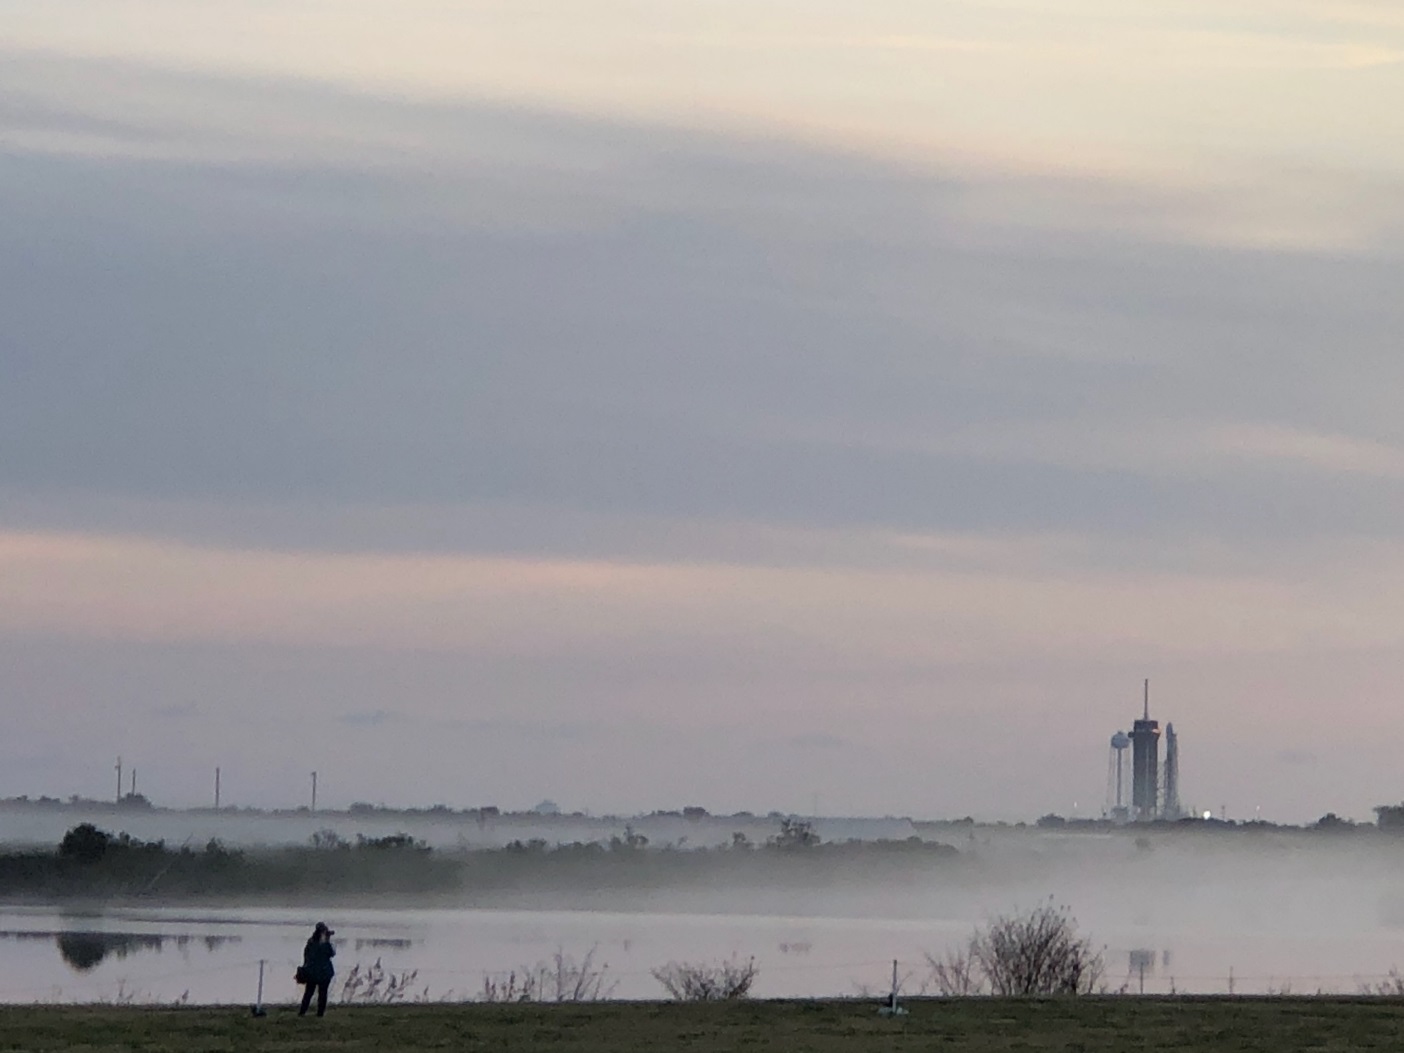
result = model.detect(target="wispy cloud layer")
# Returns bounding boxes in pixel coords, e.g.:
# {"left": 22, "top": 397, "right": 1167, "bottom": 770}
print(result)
{"left": 2, "top": 4, "right": 1402, "bottom": 820}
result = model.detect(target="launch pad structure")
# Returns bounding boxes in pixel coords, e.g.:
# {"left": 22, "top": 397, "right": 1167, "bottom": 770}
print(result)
{"left": 1107, "top": 679, "right": 1182, "bottom": 822}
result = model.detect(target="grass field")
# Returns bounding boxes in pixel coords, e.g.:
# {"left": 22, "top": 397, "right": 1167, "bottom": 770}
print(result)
{"left": 3, "top": 998, "right": 1404, "bottom": 1052}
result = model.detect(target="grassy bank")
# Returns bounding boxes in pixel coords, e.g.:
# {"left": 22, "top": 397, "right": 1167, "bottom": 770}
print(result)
{"left": 3, "top": 998, "right": 1404, "bottom": 1051}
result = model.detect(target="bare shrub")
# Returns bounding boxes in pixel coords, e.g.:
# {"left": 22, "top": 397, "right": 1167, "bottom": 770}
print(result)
{"left": 480, "top": 946, "right": 617, "bottom": 1002}
{"left": 338, "top": 958, "right": 420, "bottom": 1003}
{"left": 652, "top": 956, "right": 758, "bottom": 1001}
{"left": 480, "top": 969, "right": 539, "bottom": 1003}
{"left": 854, "top": 963, "right": 926, "bottom": 999}
{"left": 309, "top": 829, "right": 348, "bottom": 850}
{"left": 925, "top": 940, "right": 982, "bottom": 996}
{"left": 975, "top": 903, "right": 1103, "bottom": 995}
{"left": 1360, "top": 969, "right": 1404, "bottom": 996}
{"left": 924, "top": 903, "right": 1103, "bottom": 997}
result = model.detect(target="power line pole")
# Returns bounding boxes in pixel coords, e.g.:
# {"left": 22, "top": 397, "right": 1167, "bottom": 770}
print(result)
{"left": 115, "top": 757, "right": 122, "bottom": 805}
{"left": 310, "top": 771, "right": 317, "bottom": 812}
{"left": 215, "top": 767, "right": 221, "bottom": 810}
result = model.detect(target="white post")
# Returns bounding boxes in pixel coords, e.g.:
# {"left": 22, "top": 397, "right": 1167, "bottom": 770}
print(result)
{"left": 878, "top": 958, "right": 906, "bottom": 1015}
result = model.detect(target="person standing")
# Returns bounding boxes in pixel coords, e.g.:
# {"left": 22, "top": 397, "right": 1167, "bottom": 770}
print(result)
{"left": 298, "top": 922, "right": 336, "bottom": 1016}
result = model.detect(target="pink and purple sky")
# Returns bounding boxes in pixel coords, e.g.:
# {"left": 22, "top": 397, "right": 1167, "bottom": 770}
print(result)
{"left": 2, "top": 2, "right": 1403, "bottom": 821}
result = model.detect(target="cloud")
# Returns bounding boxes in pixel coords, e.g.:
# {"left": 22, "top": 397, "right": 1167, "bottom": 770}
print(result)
{"left": 337, "top": 710, "right": 401, "bottom": 728}
{"left": 1, "top": 45, "right": 1403, "bottom": 820}
{"left": 1210, "top": 424, "right": 1404, "bottom": 480}
{"left": 1, "top": 54, "right": 1401, "bottom": 564}
{"left": 7, "top": 527, "right": 1404, "bottom": 677}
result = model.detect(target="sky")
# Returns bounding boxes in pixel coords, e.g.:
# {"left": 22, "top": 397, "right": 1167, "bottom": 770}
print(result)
{"left": 2, "top": 1, "right": 1403, "bottom": 822}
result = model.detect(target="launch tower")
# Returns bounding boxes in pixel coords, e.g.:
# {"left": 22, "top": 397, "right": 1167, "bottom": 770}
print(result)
{"left": 1130, "top": 679, "right": 1160, "bottom": 821}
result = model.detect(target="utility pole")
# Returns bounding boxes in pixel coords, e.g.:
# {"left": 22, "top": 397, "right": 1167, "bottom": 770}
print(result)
{"left": 130, "top": 769, "right": 136, "bottom": 798}
{"left": 310, "top": 771, "right": 317, "bottom": 812}
{"left": 215, "top": 767, "right": 221, "bottom": 810}
{"left": 115, "top": 757, "right": 122, "bottom": 805}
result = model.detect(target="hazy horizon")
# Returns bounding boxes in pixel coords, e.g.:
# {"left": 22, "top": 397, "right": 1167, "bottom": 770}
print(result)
{"left": 3, "top": 2, "right": 1403, "bottom": 824}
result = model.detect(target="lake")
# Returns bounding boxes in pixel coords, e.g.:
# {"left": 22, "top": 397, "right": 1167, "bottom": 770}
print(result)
{"left": 4, "top": 816, "right": 1404, "bottom": 1002}
{"left": 1, "top": 893, "right": 1402, "bottom": 1003}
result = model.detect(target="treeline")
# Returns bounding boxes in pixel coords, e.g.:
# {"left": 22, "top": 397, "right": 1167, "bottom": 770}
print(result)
{"left": 0, "top": 821, "right": 958, "bottom": 904}
{"left": 0, "top": 824, "right": 461, "bottom": 901}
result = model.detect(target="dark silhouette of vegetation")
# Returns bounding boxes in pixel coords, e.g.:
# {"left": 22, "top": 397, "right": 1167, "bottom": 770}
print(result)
{"left": 59, "top": 823, "right": 113, "bottom": 863}
{"left": 0, "top": 825, "right": 459, "bottom": 901}
{"left": 479, "top": 948, "right": 616, "bottom": 1002}
{"left": 339, "top": 958, "right": 423, "bottom": 1004}
{"left": 1315, "top": 812, "right": 1354, "bottom": 830}
{"left": 1374, "top": 804, "right": 1404, "bottom": 829}
{"left": 769, "top": 817, "right": 820, "bottom": 849}
{"left": 0, "top": 823, "right": 958, "bottom": 904}
{"left": 652, "top": 956, "right": 758, "bottom": 1001}
{"left": 927, "top": 903, "right": 1104, "bottom": 996}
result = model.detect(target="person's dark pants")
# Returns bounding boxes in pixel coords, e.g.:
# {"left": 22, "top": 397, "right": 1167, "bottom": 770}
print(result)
{"left": 299, "top": 980, "right": 329, "bottom": 1016}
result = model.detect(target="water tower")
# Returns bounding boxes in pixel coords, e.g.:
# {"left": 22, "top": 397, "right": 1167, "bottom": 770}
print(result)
{"left": 1106, "top": 731, "right": 1131, "bottom": 821}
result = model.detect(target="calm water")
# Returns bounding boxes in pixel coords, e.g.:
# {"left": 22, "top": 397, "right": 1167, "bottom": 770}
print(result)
{"left": 6, "top": 821, "right": 1404, "bottom": 1002}
{"left": 2, "top": 898, "right": 1404, "bottom": 1003}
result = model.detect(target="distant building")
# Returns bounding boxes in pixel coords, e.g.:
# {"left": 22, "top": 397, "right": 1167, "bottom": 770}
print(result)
{"left": 1130, "top": 680, "right": 1160, "bottom": 821}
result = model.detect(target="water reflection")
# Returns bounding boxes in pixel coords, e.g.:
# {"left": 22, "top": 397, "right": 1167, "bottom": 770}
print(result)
{"left": 354, "top": 937, "right": 412, "bottom": 951}
{"left": 0, "top": 930, "right": 242, "bottom": 972}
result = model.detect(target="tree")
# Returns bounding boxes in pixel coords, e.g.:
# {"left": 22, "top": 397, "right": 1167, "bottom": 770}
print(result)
{"left": 609, "top": 825, "right": 648, "bottom": 851}
{"left": 1375, "top": 804, "right": 1404, "bottom": 830}
{"left": 769, "top": 817, "right": 820, "bottom": 849}
{"left": 58, "top": 823, "right": 110, "bottom": 863}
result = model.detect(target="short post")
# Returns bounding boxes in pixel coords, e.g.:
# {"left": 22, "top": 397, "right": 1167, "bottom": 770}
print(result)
{"left": 878, "top": 958, "right": 907, "bottom": 1016}
{"left": 252, "top": 959, "right": 267, "bottom": 1017}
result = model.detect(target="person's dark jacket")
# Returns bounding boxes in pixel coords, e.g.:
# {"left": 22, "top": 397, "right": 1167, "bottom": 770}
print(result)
{"left": 302, "top": 938, "right": 336, "bottom": 984}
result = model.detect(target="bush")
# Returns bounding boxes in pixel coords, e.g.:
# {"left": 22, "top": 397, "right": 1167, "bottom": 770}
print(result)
{"left": 355, "top": 833, "right": 428, "bottom": 851}
{"left": 309, "top": 829, "right": 348, "bottom": 850}
{"left": 926, "top": 902, "right": 1103, "bottom": 996}
{"left": 480, "top": 947, "right": 616, "bottom": 1002}
{"left": 769, "top": 818, "right": 819, "bottom": 850}
{"left": 926, "top": 944, "right": 983, "bottom": 996}
{"left": 59, "top": 824, "right": 112, "bottom": 863}
{"left": 652, "top": 956, "right": 758, "bottom": 1001}
{"left": 338, "top": 958, "right": 422, "bottom": 1003}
